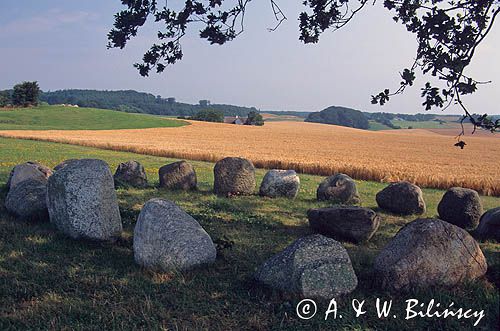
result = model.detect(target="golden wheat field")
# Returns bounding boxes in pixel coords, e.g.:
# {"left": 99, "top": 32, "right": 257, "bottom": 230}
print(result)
{"left": 1, "top": 121, "right": 499, "bottom": 195}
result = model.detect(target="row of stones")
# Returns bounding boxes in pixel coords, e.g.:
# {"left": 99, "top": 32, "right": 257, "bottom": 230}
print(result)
{"left": 3, "top": 158, "right": 499, "bottom": 299}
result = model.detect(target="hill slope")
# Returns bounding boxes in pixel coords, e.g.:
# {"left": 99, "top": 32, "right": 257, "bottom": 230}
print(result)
{"left": 0, "top": 105, "right": 186, "bottom": 130}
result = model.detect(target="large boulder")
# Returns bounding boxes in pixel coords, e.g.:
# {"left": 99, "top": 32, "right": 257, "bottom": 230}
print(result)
{"left": 373, "top": 218, "right": 487, "bottom": 291}
{"left": 316, "top": 174, "right": 360, "bottom": 204}
{"left": 47, "top": 159, "right": 122, "bottom": 241}
{"left": 376, "top": 181, "right": 425, "bottom": 215}
{"left": 6, "top": 161, "right": 52, "bottom": 190}
{"left": 133, "top": 199, "right": 216, "bottom": 271}
{"left": 259, "top": 169, "right": 300, "bottom": 198}
{"left": 438, "top": 187, "right": 483, "bottom": 230}
{"left": 5, "top": 179, "right": 48, "bottom": 221}
{"left": 476, "top": 207, "right": 500, "bottom": 242}
{"left": 255, "top": 235, "right": 358, "bottom": 299}
{"left": 158, "top": 161, "right": 197, "bottom": 190}
{"left": 308, "top": 206, "right": 380, "bottom": 243}
{"left": 114, "top": 160, "right": 148, "bottom": 188}
{"left": 214, "top": 157, "right": 255, "bottom": 197}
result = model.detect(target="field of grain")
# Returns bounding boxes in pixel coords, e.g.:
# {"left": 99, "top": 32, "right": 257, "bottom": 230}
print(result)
{"left": 1, "top": 121, "right": 499, "bottom": 195}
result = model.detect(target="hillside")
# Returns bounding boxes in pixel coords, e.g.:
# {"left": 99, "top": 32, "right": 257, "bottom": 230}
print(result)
{"left": 40, "top": 89, "right": 261, "bottom": 117}
{"left": 305, "top": 106, "right": 369, "bottom": 129}
{"left": 0, "top": 105, "right": 186, "bottom": 130}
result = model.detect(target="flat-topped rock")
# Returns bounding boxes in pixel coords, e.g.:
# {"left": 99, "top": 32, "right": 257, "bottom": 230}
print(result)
{"left": 47, "top": 159, "right": 122, "bottom": 241}
{"left": 308, "top": 206, "right": 380, "bottom": 243}
{"left": 255, "top": 235, "right": 358, "bottom": 299}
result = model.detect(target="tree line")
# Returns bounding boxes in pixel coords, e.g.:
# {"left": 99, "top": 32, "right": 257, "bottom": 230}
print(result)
{"left": 39, "top": 89, "right": 261, "bottom": 117}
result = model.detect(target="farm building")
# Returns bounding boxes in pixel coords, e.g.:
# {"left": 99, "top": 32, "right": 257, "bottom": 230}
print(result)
{"left": 224, "top": 116, "right": 246, "bottom": 125}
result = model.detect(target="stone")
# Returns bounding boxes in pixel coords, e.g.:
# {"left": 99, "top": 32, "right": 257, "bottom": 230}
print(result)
{"left": 158, "top": 161, "right": 197, "bottom": 190}
{"left": 259, "top": 169, "right": 300, "bottom": 198}
{"left": 46, "top": 159, "right": 122, "bottom": 241}
{"left": 133, "top": 198, "right": 216, "bottom": 271}
{"left": 114, "top": 160, "right": 148, "bottom": 188}
{"left": 308, "top": 206, "right": 380, "bottom": 243}
{"left": 6, "top": 161, "right": 52, "bottom": 190}
{"left": 376, "top": 181, "right": 425, "bottom": 215}
{"left": 316, "top": 174, "right": 360, "bottom": 204}
{"left": 5, "top": 179, "right": 48, "bottom": 221}
{"left": 373, "top": 218, "right": 487, "bottom": 291}
{"left": 213, "top": 157, "right": 255, "bottom": 197}
{"left": 53, "top": 159, "right": 79, "bottom": 171}
{"left": 476, "top": 207, "right": 500, "bottom": 242}
{"left": 255, "top": 234, "right": 358, "bottom": 299}
{"left": 438, "top": 187, "right": 483, "bottom": 230}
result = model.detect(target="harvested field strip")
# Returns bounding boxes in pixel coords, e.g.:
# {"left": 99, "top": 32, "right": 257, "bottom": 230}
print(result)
{"left": 1, "top": 121, "right": 499, "bottom": 195}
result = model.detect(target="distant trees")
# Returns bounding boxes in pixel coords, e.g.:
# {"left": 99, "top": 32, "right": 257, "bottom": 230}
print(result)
{"left": 12, "top": 82, "right": 40, "bottom": 107}
{"left": 245, "top": 111, "right": 264, "bottom": 126}
{"left": 190, "top": 109, "right": 224, "bottom": 122}
{"left": 40, "top": 90, "right": 259, "bottom": 117}
{"left": 306, "top": 106, "right": 369, "bottom": 129}
{"left": 199, "top": 100, "right": 210, "bottom": 107}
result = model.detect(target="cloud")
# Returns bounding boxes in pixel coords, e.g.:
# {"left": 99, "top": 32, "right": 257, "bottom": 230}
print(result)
{"left": 0, "top": 8, "right": 99, "bottom": 35}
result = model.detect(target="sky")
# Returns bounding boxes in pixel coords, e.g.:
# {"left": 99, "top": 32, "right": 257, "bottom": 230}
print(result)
{"left": 0, "top": 1, "right": 499, "bottom": 114}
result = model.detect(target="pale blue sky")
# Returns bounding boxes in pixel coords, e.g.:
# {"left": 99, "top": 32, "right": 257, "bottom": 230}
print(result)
{"left": 0, "top": 1, "right": 498, "bottom": 114}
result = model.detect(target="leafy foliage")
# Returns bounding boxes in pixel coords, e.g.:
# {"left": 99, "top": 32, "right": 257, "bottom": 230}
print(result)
{"left": 305, "top": 106, "right": 369, "bottom": 129}
{"left": 11, "top": 82, "right": 40, "bottom": 107}
{"left": 190, "top": 109, "right": 225, "bottom": 122}
{"left": 245, "top": 111, "right": 264, "bottom": 126}
{"left": 108, "top": 0, "right": 500, "bottom": 143}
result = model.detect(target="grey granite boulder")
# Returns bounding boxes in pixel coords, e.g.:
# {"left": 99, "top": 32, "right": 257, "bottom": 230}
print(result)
{"left": 7, "top": 161, "right": 52, "bottom": 190}
{"left": 476, "top": 207, "right": 500, "bottom": 242}
{"left": 438, "top": 187, "right": 483, "bottom": 230}
{"left": 47, "top": 159, "right": 122, "bottom": 241}
{"left": 114, "top": 160, "right": 148, "bottom": 188}
{"left": 316, "top": 174, "right": 360, "bottom": 204}
{"left": 308, "top": 206, "right": 380, "bottom": 243}
{"left": 376, "top": 181, "right": 425, "bottom": 215}
{"left": 133, "top": 199, "right": 216, "bottom": 271}
{"left": 259, "top": 169, "right": 300, "bottom": 198}
{"left": 214, "top": 157, "right": 255, "bottom": 197}
{"left": 5, "top": 179, "right": 48, "bottom": 221}
{"left": 158, "top": 161, "right": 197, "bottom": 190}
{"left": 373, "top": 218, "right": 487, "bottom": 291}
{"left": 255, "top": 235, "right": 358, "bottom": 299}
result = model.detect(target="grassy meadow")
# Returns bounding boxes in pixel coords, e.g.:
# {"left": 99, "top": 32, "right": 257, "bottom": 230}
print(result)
{"left": 0, "top": 137, "right": 499, "bottom": 330}
{"left": 0, "top": 105, "right": 187, "bottom": 130}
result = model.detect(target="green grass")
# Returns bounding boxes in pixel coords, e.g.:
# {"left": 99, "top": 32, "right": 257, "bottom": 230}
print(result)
{"left": 368, "top": 120, "right": 393, "bottom": 131}
{"left": 391, "top": 120, "right": 450, "bottom": 129}
{"left": 0, "top": 137, "right": 498, "bottom": 330}
{"left": 0, "top": 105, "right": 187, "bottom": 130}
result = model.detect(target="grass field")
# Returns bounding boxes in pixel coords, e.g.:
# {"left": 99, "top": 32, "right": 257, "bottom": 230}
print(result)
{"left": 0, "top": 137, "right": 499, "bottom": 330}
{"left": 391, "top": 120, "right": 450, "bottom": 129}
{"left": 0, "top": 106, "right": 187, "bottom": 130}
{"left": 2, "top": 120, "right": 499, "bottom": 195}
